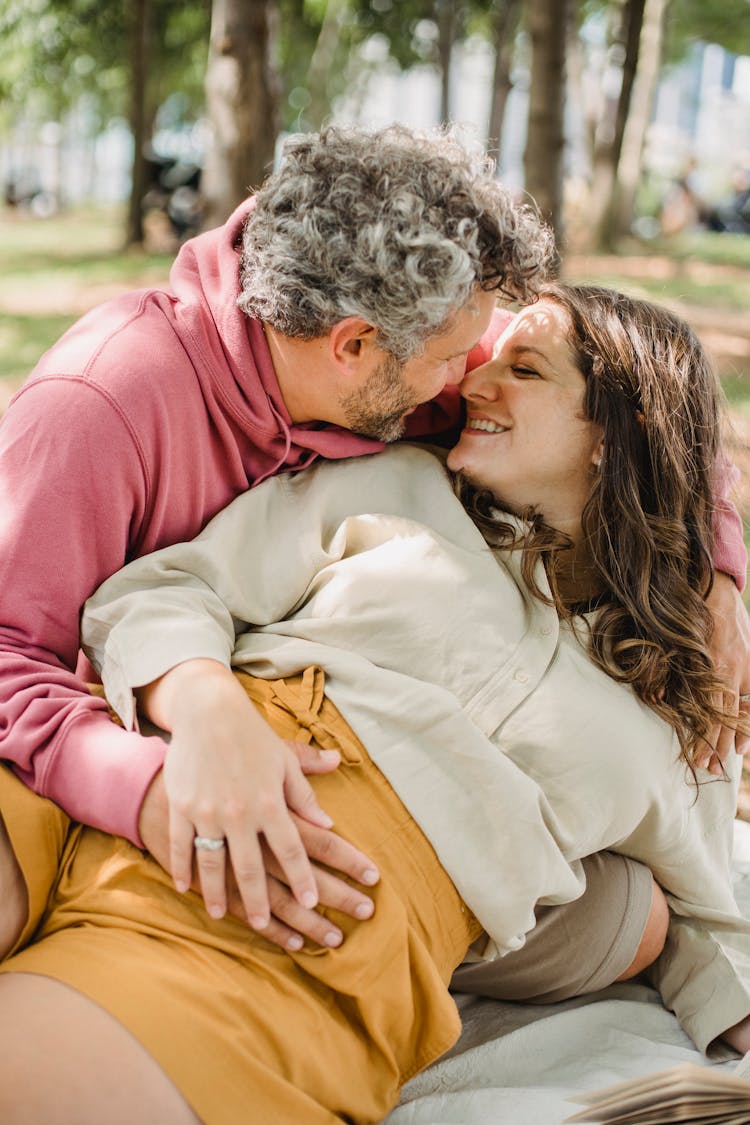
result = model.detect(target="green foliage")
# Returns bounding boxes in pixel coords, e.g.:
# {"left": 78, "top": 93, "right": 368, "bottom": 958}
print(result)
{"left": 346, "top": 0, "right": 501, "bottom": 72}
{"left": 0, "top": 0, "right": 209, "bottom": 136}
{"left": 665, "top": 0, "right": 750, "bottom": 62}
{"left": 0, "top": 0, "right": 128, "bottom": 128}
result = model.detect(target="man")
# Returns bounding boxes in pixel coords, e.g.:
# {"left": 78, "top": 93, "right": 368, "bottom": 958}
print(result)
{"left": 0, "top": 124, "right": 558, "bottom": 950}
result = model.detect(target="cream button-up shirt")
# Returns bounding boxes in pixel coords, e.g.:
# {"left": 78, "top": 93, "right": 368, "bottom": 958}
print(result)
{"left": 82, "top": 445, "right": 750, "bottom": 1054}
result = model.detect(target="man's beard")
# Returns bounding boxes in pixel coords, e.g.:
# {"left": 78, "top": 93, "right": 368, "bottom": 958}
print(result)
{"left": 339, "top": 353, "right": 416, "bottom": 443}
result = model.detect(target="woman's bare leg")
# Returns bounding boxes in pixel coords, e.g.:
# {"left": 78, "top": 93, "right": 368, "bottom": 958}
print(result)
{"left": 616, "top": 878, "right": 669, "bottom": 981}
{"left": 0, "top": 974, "right": 202, "bottom": 1125}
{"left": 0, "top": 814, "right": 27, "bottom": 959}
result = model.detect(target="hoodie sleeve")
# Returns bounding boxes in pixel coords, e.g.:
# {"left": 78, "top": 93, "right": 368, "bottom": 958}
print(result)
{"left": 647, "top": 759, "right": 750, "bottom": 1054}
{"left": 0, "top": 377, "right": 168, "bottom": 845}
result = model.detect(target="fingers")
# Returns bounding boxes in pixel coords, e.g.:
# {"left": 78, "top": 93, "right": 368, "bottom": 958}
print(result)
{"left": 255, "top": 799, "right": 319, "bottom": 922}
{"left": 224, "top": 875, "right": 305, "bottom": 951}
{"left": 266, "top": 876, "right": 345, "bottom": 949}
{"left": 223, "top": 828, "right": 272, "bottom": 929}
{"left": 194, "top": 830, "right": 232, "bottom": 919}
{"left": 289, "top": 740, "right": 341, "bottom": 775}
{"left": 263, "top": 843, "right": 375, "bottom": 922}
{"left": 714, "top": 717, "right": 735, "bottom": 766}
{"left": 169, "top": 806, "right": 205, "bottom": 897}
{"left": 284, "top": 758, "right": 334, "bottom": 829}
{"left": 739, "top": 695, "right": 750, "bottom": 756}
{"left": 293, "top": 815, "right": 380, "bottom": 888}
{"left": 306, "top": 863, "right": 375, "bottom": 921}
{"left": 702, "top": 686, "right": 740, "bottom": 771}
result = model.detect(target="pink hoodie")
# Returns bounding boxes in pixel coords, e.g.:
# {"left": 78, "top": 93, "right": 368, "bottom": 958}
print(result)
{"left": 0, "top": 200, "right": 744, "bottom": 843}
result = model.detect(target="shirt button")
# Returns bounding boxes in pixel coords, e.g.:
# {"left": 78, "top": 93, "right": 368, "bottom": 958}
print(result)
{"left": 513, "top": 670, "right": 529, "bottom": 684}
{"left": 540, "top": 624, "right": 553, "bottom": 636}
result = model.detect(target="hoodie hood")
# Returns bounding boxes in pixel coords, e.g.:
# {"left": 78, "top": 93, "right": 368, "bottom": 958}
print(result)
{"left": 168, "top": 199, "right": 385, "bottom": 474}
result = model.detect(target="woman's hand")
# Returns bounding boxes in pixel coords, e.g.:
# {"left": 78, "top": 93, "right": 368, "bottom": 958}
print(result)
{"left": 139, "top": 768, "right": 380, "bottom": 949}
{"left": 700, "top": 573, "right": 750, "bottom": 772}
{"left": 137, "top": 659, "right": 377, "bottom": 936}
{"left": 721, "top": 1014, "right": 750, "bottom": 1055}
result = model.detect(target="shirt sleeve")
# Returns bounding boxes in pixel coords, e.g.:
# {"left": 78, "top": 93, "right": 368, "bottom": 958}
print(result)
{"left": 648, "top": 761, "right": 750, "bottom": 1054}
{"left": 0, "top": 379, "right": 168, "bottom": 844}
{"left": 82, "top": 470, "right": 334, "bottom": 726}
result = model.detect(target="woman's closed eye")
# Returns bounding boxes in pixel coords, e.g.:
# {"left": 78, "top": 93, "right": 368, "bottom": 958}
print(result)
{"left": 511, "top": 364, "right": 541, "bottom": 379}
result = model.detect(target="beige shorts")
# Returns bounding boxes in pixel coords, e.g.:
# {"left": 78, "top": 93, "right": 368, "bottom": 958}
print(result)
{"left": 451, "top": 850, "right": 654, "bottom": 1003}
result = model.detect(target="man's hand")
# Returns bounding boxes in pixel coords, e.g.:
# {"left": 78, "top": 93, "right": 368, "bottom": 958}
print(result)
{"left": 139, "top": 756, "right": 380, "bottom": 951}
{"left": 701, "top": 572, "right": 750, "bottom": 772}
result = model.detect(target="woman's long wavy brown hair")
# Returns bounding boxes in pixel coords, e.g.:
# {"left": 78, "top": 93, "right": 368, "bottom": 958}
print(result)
{"left": 457, "top": 282, "right": 744, "bottom": 770}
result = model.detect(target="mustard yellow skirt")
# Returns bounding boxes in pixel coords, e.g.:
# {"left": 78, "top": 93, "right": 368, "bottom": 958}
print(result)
{"left": 1, "top": 669, "right": 481, "bottom": 1125}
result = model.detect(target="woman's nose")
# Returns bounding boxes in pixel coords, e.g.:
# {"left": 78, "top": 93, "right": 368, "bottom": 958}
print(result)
{"left": 459, "top": 360, "right": 502, "bottom": 401}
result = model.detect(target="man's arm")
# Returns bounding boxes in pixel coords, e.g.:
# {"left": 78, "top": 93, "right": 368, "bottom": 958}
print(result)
{"left": 1, "top": 380, "right": 379, "bottom": 948}
{"left": 0, "top": 379, "right": 168, "bottom": 842}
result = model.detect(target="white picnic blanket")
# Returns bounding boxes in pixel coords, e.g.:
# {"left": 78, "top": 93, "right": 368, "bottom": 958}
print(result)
{"left": 384, "top": 820, "right": 750, "bottom": 1125}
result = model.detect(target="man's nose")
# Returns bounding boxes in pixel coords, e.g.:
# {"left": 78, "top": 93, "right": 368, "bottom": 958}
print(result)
{"left": 444, "top": 356, "right": 468, "bottom": 386}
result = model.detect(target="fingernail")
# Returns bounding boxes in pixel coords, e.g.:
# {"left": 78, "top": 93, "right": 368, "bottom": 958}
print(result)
{"left": 301, "top": 891, "right": 318, "bottom": 909}
{"left": 251, "top": 914, "right": 269, "bottom": 930}
{"left": 287, "top": 935, "right": 304, "bottom": 951}
{"left": 316, "top": 813, "right": 334, "bottom": 828}
{"left": 324, "top": 930, "right": 343, "bottom": 948}
{"left": 175, "top": 880, "right": 189, "bottom": 894}
{"left": 361, "top": 868, "right": 379, "bottom": 885}
{"left": 319, "top": 750, "right": 340, "bottom": 763}
{"left": 355, "top": 901, "right": 374, "bottom": 919}
{"left": 208, "top": 904, "right": 225, "bottom": 920}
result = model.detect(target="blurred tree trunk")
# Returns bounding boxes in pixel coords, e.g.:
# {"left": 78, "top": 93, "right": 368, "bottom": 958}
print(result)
{"left": 523, "top": 0, "right": 570, "bottom": 247}
{"left": 487, "top": 0, "right": 522, "bottom": 162}
{"left": 614, "top": 0, "right": 670, "bottom": 237}
{"left": 588, "top": 0, "right": 646, "bottom": 249}
{"left": 202, "top": 0, "right": 280, "bottom": 229}
{"left": 125, "top": 0, "right": 153, "bottom": 247}
{"left": 436, "top": 0, "right": 461, "bottom": 123}
{"left": 305, "top": 0, "right": 345, "bottom": 128}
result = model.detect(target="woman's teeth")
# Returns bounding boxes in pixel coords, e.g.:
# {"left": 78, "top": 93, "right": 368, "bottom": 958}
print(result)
{"left": 467, "top": 419, "right": 508, "bottom": 433}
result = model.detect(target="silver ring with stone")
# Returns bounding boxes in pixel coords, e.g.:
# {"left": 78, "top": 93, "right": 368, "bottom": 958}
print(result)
{"left": 740, "top": 694, "right": 750, "bottom": 703}
{"left": 193, "top": 835, "right": 226, "bottom": 851}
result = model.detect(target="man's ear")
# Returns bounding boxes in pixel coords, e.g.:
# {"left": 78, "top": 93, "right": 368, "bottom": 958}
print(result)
{"left": 328, "top": 318, "right": 379, "bottom": 375}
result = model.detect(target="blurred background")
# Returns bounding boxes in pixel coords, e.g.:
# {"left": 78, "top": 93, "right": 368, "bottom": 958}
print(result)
{"left": 2, "top": 1, "right": 750, "bottom": 248}
{"left": 1, "top": 1, "right": 749, "bottom": 719}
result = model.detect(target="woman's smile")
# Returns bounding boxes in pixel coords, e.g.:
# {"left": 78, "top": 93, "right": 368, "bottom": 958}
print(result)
{"left": 464, "top": 416, "right": 510, "bottom": 434}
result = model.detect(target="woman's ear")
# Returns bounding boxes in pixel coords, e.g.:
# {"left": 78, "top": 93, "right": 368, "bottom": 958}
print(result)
{"left": 591, "top": 439, "right": 604, "bottom": 471}
{"left": 328, "top": 318, "right": 379, "bottom": 375}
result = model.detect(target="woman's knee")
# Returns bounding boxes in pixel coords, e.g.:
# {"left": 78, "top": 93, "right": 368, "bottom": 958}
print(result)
{"left": 0, "top": 814, "right": 28, "bottom": 960}
{"left": 616, "top": 878, "right": 669, "bottom": 980}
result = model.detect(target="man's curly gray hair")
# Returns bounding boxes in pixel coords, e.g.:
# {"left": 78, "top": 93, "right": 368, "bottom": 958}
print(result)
{"left": 238, "top": 124, "right": 555, "bottom": 361}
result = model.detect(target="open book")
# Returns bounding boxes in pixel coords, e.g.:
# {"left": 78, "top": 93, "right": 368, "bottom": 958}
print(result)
{"left": 565, "top": 1056, "right": 750, "bottom": 1124}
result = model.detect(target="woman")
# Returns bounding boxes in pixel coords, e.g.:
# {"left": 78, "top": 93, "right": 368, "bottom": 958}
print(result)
{"left": 1, "top": 284, "right": 749, "bottom": 1124}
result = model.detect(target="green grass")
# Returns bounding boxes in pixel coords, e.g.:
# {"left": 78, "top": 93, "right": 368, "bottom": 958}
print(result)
{"left": 0, "top": 313, "right": 77, "bottom": 381}
{"left": 653, "top": 230, "right": 750, "bottom": 269}
{"left": 0, "top": 206, "right": 172, "bottom": 392}
{"left": 565, "top": 269, "right": 750, "bottom": 312}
